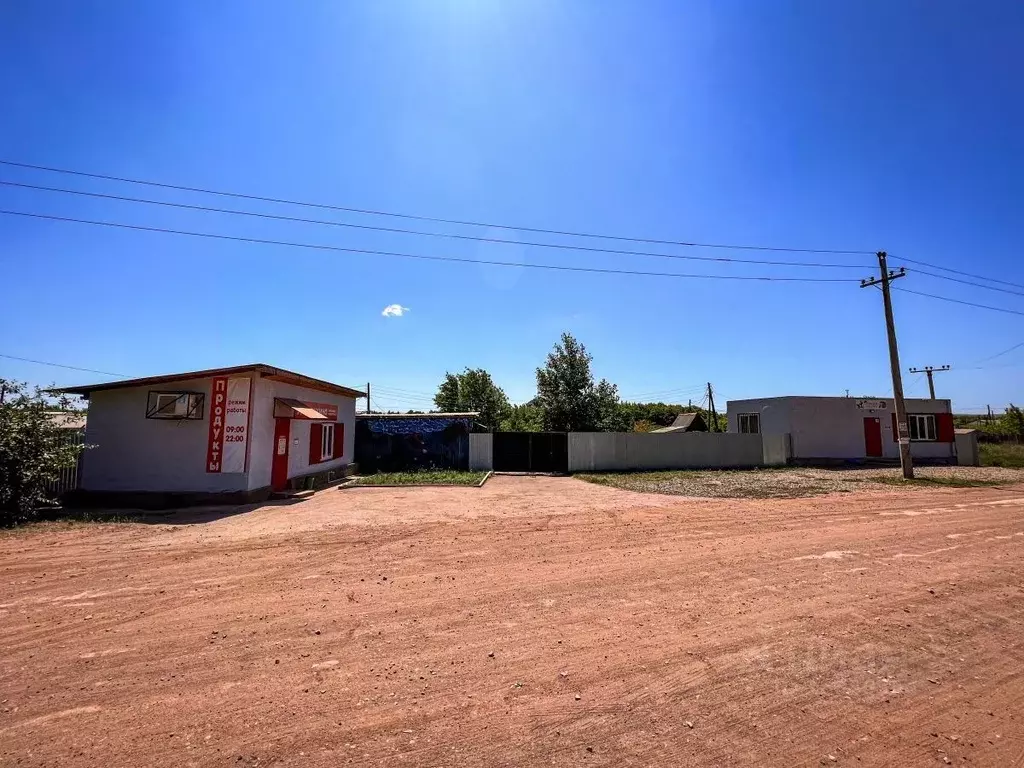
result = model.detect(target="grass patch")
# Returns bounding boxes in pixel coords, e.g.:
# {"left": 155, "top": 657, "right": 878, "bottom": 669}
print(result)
{"left": 980, "top": 442, "right": 1024, "bottom": 469}
{"left": 868, "top": 476, "right": 1007, "bottom": 489}
{"left": 353, "top": 470, "right": 487, "bottom": 487}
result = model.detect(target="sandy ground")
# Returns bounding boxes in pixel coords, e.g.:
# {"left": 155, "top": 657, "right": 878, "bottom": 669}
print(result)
{"left": 2, "top": 476, "right": 1024, "bottom": 767}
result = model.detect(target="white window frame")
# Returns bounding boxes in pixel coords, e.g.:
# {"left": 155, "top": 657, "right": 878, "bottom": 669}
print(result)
{"left": 147, "top": 391, "right": 204, "bottom": 420}
{"left": 321, "top": 423, "right": 335, "bottom": 461}
{"left": 155, "top": 393, "right": 183, "bottom": 416}
{"left": 908, "top": 414, "right": 936, "bottom": 441}
{"left": 738, "top": 413, "right": 760, "bottom": 434}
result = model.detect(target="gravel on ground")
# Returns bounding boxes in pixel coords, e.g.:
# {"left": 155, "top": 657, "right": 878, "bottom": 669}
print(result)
{"left": 577, "top": 465, "right": 1024, "bottom": 498}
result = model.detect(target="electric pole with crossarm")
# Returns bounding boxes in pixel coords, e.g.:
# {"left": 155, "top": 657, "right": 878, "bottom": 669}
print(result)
{"left": 908, "top": 365, "right": 950, "bottom": 400}
{"left": 861, "top": 252, "right": 914, "bottom": 479}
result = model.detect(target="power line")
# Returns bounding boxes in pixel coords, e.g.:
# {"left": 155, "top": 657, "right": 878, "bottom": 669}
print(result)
{"left": 371, "top": 384, "right": 438, "bottom": 398}
{"left": 907, "top": 267, "right": 1024, "bottom": 299}
{"left": 0, "top": 352, "right": 126, "bottom": 378}
{"left": 0, "top": 159, "right": 875, "bottom": 256}
{"left": 898, "top": 256, "right": 1024, "bottom": 291}
{"left": 0, "top": 179, "right": 875, "bottom": 271}
{"left": 975, "top": 340, "right": 1024, "bottom": 364}
{"left": 621, "top": 386, "right": 707, "bottom": 401}
{"left": 0, "top": 209, "right": 860, "bottom": 284}
{"left": 894, "top": 287, "right": 1024, "bottom": 317}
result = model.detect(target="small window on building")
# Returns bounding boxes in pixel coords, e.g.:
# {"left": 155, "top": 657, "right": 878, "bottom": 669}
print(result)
{"left": 321, "top": 423, "right": 335, "bottom": 460}
{"left": 146, "top": 391, "right": 204, "bottom": 420}
{"left": 738, "top": 413, "right": 760, "bottom": 434}
{"left": 909, "top": 414, "right": 936, "bottom": 441}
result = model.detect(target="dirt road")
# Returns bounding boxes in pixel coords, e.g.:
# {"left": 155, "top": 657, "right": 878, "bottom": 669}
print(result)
{"left": 2, "top": 477, "right": 1023, "bottom": 766}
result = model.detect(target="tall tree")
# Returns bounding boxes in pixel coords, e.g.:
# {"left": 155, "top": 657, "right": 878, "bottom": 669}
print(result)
{"left": 535, "top": 333, "right": 623, "bottom": 432}
{"left": 1, "top": 379, "right": 86, "bottom": 527}
{"left": 499, "top": 403, "right": 545, "bottom": 432}
{"left": 433, "top": 368, "right": 510, "bottom": 429}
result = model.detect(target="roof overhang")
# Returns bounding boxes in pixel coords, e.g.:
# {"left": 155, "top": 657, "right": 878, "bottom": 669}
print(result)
{"left": 274, "top": 398, "right": 331, "bottom": 420}
{"left": 54, "top": 364, "right": 365, "bottom": 400}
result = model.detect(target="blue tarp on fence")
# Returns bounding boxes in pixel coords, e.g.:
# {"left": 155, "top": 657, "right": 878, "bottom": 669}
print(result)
{"left": 355, "top": 417, "right": 472, "bottom": 473}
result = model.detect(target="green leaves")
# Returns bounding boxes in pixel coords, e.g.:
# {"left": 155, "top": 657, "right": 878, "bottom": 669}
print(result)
{"left": 535, "top": 333, "right": 623, "bottom": 432}
{"left": 433, "top": 368, "right": 511, "bottom": 430}
{"left": 0, "top": 379, "right": 87, "bottom": 526}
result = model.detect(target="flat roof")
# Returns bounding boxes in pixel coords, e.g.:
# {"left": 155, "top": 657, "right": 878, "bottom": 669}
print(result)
{"left": 356, "top": 412, "right": 479, "bottom": 419}
{"left": 56, "top": 363, "right": 366, "bottom": 399}
{"left": 725, "top": 395, "right": 946, "bottom": 403}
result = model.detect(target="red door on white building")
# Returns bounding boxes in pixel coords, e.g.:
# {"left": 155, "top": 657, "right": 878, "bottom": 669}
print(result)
{"left": 271, "top": 417, "right": 291, "bottom": 491}
{"left": 863, "top": 417, "right": 883, "bottom": 458}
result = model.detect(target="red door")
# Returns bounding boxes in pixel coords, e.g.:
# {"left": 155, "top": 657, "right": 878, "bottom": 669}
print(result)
{"left": 863, "top": 417, "right": 883, "bottom": 458}
{"left": 271, "top": 417, "right": 291, "bottom": 491}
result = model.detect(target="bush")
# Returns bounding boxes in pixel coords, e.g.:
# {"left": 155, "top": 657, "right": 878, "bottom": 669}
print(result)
{"left": 0, "top": 379, "right": 87, "bottom": 527}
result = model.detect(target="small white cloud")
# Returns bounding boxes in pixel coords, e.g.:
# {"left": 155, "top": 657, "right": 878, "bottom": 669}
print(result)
{"left": 381, "top": 304, "right": 410, "bottom": 318}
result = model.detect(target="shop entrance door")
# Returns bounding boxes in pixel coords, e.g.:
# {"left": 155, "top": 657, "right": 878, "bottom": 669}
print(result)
{"left": 863, "top": 417, "right": 883, "bottom": 458}
{"left": 271, "top": 417, "right": 291, "bottom": 491}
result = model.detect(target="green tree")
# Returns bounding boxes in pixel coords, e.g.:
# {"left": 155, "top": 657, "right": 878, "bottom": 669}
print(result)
{"left": 433, "top": 368, "right": 510, "bottom": 429}
{"left": 499, "top": 403, "right": 545, "bottom": 432}
{"left": 0, "top": 379, "right": 87, "bottom": 527}
{"left": 535, "top": 333, "right": 624, "bottom": 432}
{"left": 1005, "top": 404, "right": 1024, "bottom": 439}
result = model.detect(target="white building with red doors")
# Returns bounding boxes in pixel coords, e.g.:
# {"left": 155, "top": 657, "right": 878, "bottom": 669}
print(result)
{"left": 60, "top": 364, "right": 363, "bottom": 506}
{"left": 726, "top": 396, "right": 957, "bottom": 463}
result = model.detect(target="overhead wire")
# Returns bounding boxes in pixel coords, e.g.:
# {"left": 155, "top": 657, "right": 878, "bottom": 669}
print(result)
{"left": 974, "top": 340, "right": 1024, "bottom": 364}
{"left": 0, "top": 352, "right": 127, "bottom": 378}
{"left": 0, "top": 179, "right": 875, "bottom": 271}
{"left": 906, "top": 267, "right": 1024, "bottom": 299}
{"left": 0, "top": 159, "right": 875, "bottom": 256}
{"left": 0, "top": 209, "right": 861, "bottom": 284}
{"left": 894, "top": 287, "right": 1024, "bottom": 317}
{"left": 897, "top": 256, "right": 1024, "bottom": 291}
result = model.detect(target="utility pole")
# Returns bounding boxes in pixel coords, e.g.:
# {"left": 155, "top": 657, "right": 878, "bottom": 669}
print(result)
{"left": 706, "top": 382, "right": 719, "bottom": 433}
{"left": 908, "top": 365, "right": 950, "bottom": 400}
{"left": 861, "top": 252, "right": 913, "bottom": 478}
{"left": 365, "top": 381, "right": 371, "bottom": 414}
{"left": 987, "top": 404, "right": 993, "bottom": 423}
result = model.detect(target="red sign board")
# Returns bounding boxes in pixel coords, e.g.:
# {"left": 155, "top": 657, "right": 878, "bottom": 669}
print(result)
{"left": 309, "top": 402, "right": 339, "bottom": 421}
{"left": 206, "top": 376, "right": 228, "bottom": 473}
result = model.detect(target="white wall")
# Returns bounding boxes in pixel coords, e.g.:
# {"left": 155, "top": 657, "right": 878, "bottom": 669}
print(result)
{"left": 727, "top": 397, "right": 955, "bottom": 461}
{"left": 81, "top": 377, "right": 249, "bottom": 493}
{"left": 569, "top": 432, "right": 763, "bottom": 472}
{"left": 469, "top": 433, "right": 493, "bottom": 471}
{"left": 248, "top": 376, "right": 357, "bottom": 490}
{"left": 955, "top": 431, "right": 980, "bottom": 467}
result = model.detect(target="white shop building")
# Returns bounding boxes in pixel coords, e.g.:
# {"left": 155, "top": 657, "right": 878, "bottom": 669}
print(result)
{"left": 726, "top": 396, "right": 958, "bottom": 463}
{"left": 60, "top": 364, "right": 364, "bottom": 505}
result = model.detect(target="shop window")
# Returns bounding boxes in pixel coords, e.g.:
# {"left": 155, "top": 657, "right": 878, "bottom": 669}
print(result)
{"left": 321, "top": 423, "right": 335, "bottom": 460}
{"left": 147, "top": 391, "right": 204, "bottom": 420}
{"left": 909, "top": 414, "right": 936, "bottom": 441}
{"left": 738, "top": 413, "right": 760, "bottom": 434}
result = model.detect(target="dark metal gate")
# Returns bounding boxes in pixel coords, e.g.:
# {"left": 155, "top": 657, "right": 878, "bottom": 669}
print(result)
{"left": 492, "top": 432, "right": 568, "bottom": 473}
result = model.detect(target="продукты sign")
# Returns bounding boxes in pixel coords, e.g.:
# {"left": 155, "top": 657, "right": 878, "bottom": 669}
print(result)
{"left": 206, "top": 376, "right": 251, "bottom": 473}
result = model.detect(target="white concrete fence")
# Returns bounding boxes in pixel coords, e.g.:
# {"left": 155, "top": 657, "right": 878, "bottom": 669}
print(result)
{"left": 469, "top": 431, "right": 791, "bottom": 473}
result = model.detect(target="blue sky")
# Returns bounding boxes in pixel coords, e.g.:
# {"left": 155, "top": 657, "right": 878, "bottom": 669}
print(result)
{"left": 1, "top": 0, "right": 1022, "bottom": 413}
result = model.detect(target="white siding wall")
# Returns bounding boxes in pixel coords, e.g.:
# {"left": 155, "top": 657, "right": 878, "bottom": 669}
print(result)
{"left": 469, "top": 433, "right": 493, "bottom": 471}
{"left": 80, "top": 377, "right": 249, "bottom": 493}
{"left": 568, "top": 432, "right": 763, "bottom": 471}
{"left": 727, "top": 397, "right": 955, "bottom": 461}
{"left": 247, "top": 376, "right": 356, "bottom": 490}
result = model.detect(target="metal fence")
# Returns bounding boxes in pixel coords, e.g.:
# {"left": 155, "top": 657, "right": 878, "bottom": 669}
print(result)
{"left": 45, "top": 430, "right": 84, "bottom": 498}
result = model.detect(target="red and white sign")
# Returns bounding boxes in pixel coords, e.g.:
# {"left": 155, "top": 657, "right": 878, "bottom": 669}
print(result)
{"left": 206, "top": 376, "right": 251, "bottom": 473}
{"left": 309, "top": 402, "right": 338, "bottom": 421}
